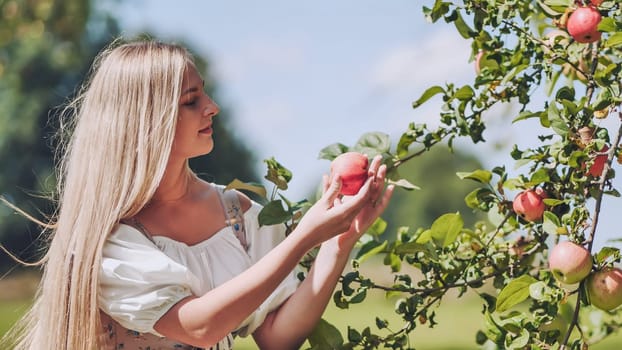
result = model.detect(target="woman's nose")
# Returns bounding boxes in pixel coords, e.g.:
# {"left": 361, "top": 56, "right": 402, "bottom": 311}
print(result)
{"left": 204, "top": 98, "right": 220, "bottom": 117}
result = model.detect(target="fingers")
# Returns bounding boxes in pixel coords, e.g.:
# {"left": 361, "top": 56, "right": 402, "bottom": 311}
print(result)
{"left": 321, "top": 174, "right": 330, "bottom": 193}
{"left": 375, "top": 184, "right": 395, "bottom": 212}
{"left": 321, "top": 172, "right": 342, "bottom": 207}
{"left": 368, "top": 155, "right": 383, "bottom": 179}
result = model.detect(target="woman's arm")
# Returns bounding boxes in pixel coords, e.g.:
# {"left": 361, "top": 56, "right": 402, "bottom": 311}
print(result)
{"left": 252, "top": 156, "right": 395, "bottom": 349}
{"left": 153, "top": 169, "right": 379, "bottom": 348}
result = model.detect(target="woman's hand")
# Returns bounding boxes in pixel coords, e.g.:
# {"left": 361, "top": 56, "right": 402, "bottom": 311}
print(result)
{"left": 325, "top": 155, "right": 394, "bottom": 249}
{"left": 292, "top": 154, "right": 393, "bottom": 250}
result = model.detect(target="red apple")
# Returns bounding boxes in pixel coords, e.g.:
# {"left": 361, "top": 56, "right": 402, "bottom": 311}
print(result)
{"left": 586, "top": 267, "right": 622, "bottom": 311}
{"left": 548, "top": 241, "right": 592, "bottom": 284}
{"left": 567, "top": 6, "right": 602, "bottom": 43}
{"left": 330, "top": 152, "right": 369, "bottom": 195}
{"left": 513, "top": 188, "right": 546, "bottom": 222}
{"left": 586, "top": 145, "right": 609, "bottom": 177}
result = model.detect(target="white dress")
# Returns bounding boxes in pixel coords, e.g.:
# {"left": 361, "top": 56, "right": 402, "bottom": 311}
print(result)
{"left": 98, "top": 194, "right": 300, "bottom": 349}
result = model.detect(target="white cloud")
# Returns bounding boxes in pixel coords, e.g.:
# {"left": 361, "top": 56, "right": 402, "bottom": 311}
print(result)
{"left": 369, "top": 27, "right": 473, "bottom": 91}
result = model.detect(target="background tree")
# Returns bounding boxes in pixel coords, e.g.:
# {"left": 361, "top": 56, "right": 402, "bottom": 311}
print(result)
{"left": 383, "top": 145, "right": 486, "bottom": 237}
{"left": 0, "top": 0, "right": 260, "bottom": 271}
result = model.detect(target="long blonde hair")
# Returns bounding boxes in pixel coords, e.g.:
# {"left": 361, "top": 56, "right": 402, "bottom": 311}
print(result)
{"left": 3, "top": 39, "right": 193, "bottom": 349}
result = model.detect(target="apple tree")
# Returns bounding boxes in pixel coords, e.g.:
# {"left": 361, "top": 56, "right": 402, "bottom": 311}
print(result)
{"left": 231, "top": 0, "right": 622, "bottom": 349}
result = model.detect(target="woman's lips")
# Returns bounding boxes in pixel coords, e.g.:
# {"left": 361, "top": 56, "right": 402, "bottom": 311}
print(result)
{"left": 199, "top": 125, "right": 212, "bottom": 134}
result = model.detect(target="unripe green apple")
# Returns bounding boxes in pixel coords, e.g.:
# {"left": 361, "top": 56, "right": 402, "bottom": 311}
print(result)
{"left": 512, "top": 188, "right": 546, "bottom": 222}
{"left": 548, "top": 241, "right": 592, "bottom": 284}
{"left": 586, "top": 267, "right": 622, "bottom": 311}
{"left": 567, "top": 6, "right": 602, "bottom": 44}
{"left": 330, "top": 152, "right": 369, "bottom": 196}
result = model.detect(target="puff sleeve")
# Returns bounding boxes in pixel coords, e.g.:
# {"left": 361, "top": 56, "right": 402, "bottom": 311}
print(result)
{"left": 234, "top": 203, "right": 301, "bottom": 336}
{"left": 98, "top": 224, "right": 202, "bottom": 336}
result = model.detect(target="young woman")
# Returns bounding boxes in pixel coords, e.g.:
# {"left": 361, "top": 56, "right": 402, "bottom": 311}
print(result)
{"left": 3, "top": 39, "right": 393, "bottom": 350}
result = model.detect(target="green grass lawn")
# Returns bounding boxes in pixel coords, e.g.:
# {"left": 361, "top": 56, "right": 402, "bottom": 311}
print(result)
{"left": 1, "top": 271, "right": 621, "bottom": 350}
{"left": 233, "top": 288, "right": 622, "bottom": 350}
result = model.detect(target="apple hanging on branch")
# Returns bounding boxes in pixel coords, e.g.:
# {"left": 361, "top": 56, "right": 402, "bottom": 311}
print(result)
{"left": 512, "top": 188, "right": 547, "bottom": 222}
{"left": 566, "top": 5, "right": 602, "bottom": 43}
{"left": 330, "top": 151, "right": 369, "bottom": 196}
{"left": 587, "top": 145, "right": 610, "bottom": 178}
{"left": 586, "top": 267, "right": 622, "bottom": 311}
{"left": 548, "top": 241, "right": 593, "bottom": 284}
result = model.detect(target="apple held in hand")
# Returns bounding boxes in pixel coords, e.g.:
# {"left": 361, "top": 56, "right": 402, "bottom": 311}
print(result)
{"left": 513, "top": 188, "right": 546, "bottom": 222}
{"left": 330, "top": 152, "right": 369, "bottom": 195}
{"left": 567, "top": 6, "right": 602, "bottom": 43}
{"left": 586, "top": 267, "right": 622, "bottom": 311}
{"left": 548, "top": 241, "right": 592, "bottom": 284}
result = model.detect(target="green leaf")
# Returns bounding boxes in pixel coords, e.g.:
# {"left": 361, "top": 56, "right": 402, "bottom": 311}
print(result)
{"left": 416, "top": 229, "right": 432, "bottom": 244}
{"left": 547, "top": 102, "right": 569, "bottom": 136}
{"left": 507, "top": 328, "right": 530, "bottom": 350}
{"left": 306, "top": 318, "right": 344, "bottom": 349}
{"left": 512, "top": 110, "right": 540, "bottom": 123}
{"left": 455, "top": 85, "right": 475, "bottom": 101}
{"left": 333, "top": 290, "right": 348, "bottom": 309}
{"left": 598, "top": 18, "right": 618, "bottom": 33}
{"left": 356, "top": 240, "right": 388, "bottom": 263}
{"left": 594, "top": 246, "right": 620, "bottom": 265}
{"left": 341, "top": 271, "right": 359, "bottom": 296}
{"left": 263, "top": 157, "right": 292, "bottom": 191}
{"left": 368, "top": 217, "right": 387, "bottom": 236}
{"left": 453, "top": 10, "right": 476, "bottom": 39}
{"left": 430, "top": 212, "right": 464, "bottom": 247}
{"left": 482, "top": 311, "right": 505, "bottom": 344}
{"left": 542, "top": 0, "right": 573, "bottom": 7}
{"left": 527, "top": 168, "right": 550, "bottom": 185}
{"left": 537, "top": 0, "right": 569, "bottom": 16}
{"left": 318, "top": 143, "right": 349, "bottom": 161}
{"left": 528, "top": 281, "right": 549, "bottom": 301}
{"left": 353, "top": 132, "right": 391, "bottom": 156}
{"left": 383, "top": 252, "right": 401, "bottom": 272}
{"left": 350, "top": 289, "right": 367, "bottom": 304}
{"left": 225, "top": 179, "right": 267, "bottom": 198}
{"left": 456, "top": 169, "right": 493, "bottom": 184}
{"left": 555, "top": 86, "right": 575, "bottom": 102}
{"left": 394, "top": 241, "right": 430, "bottom": 255}
{"left": 496, "top": 275, "right": 538, "bottom": 312}
{"left": 605, "top": 32, "right": 622, "bottom": 48}
{"left": 412, "top": 85, "right": 445, "bottom": 108}
{"left": 542, "top": 198, "right": 565, "bottom": 207}
{"left": 423, "top": 1, "right": 450, "bottom": 23}
{"left": 347, "top": 327, "right": 362, "bottom": 343}
{"left": 464, "top": 187, "right": 494, "bottom": 209}
{"left": 257, "top": 200, "right": 290, "bottom": 226}
{"left": 388, "top": 178, "right": 420, "bottom": 190}
{"left": 542, "top": 211, "right": 564, "bottom": 235}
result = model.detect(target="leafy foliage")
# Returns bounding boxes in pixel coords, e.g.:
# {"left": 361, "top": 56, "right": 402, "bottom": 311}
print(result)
{"left": 231, "top": 1, "right": 622, "bottom": 349}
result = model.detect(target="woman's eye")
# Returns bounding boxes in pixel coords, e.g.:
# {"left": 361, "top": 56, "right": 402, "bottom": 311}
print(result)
{"left": 182, "top": 99, "right": 197, "bottom": 107}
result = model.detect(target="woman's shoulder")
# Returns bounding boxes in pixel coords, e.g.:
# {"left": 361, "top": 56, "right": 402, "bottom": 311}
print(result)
{"left": 106, "top": 222, "right": 158, "bottom": 250}
{"left": 210, "top": 182, "right": 253, "bottom": 213}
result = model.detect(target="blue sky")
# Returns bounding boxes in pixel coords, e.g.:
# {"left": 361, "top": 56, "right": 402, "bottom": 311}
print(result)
{"left": 107, "top": 0, "right": 620, "bottom": 250}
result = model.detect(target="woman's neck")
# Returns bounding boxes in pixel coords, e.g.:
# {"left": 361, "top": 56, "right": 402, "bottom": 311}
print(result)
{"left": 151, "top": 163, "right": 195, "bottom": 203}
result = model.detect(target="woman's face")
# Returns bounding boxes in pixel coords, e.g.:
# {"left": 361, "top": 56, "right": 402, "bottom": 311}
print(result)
{"left": 170, "top": 63, "right": 220, "bottom": 160}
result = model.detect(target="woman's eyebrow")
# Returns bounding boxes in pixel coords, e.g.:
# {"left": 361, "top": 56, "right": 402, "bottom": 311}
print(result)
{"left": 181, "top": 80, "right": 205, "bottom": 95}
